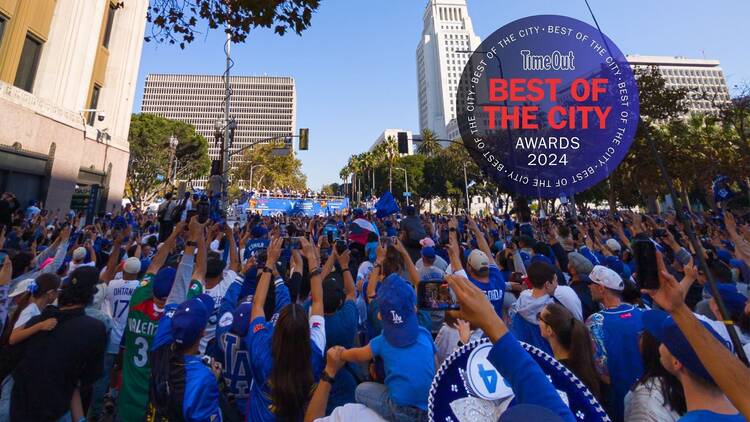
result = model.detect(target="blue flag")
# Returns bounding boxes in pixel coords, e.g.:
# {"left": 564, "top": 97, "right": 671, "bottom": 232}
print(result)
{"left": 375, "top": 191, "right": 400, "bottom": 218}
{"left": 712, "top": 175, "right": 735, "bottom": 205}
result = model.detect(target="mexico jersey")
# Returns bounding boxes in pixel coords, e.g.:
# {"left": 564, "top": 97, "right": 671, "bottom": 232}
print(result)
{"left": 119, "top": 274, "right": 166, "bottom": 422}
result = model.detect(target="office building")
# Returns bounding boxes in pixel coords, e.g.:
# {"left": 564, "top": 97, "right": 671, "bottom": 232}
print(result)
{"left": 627, "top": 55, "right": 731, "bottom": 115}
{"left": 369, "top": 129, "right": 415, "bottom": 155}
{"left": 141, "top": 74, "right": 296, "bottom": 188}
{"left": 416, "top": 0, "right": 481, "bottom": 139}
{"left": 0, "top": 0, "right": 148, "bottom": 211}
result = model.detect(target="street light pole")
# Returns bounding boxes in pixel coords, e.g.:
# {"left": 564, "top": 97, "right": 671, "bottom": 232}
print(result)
{"left": 463, "top": 162, "right": 470, "bottom": 214}
{"left": 396, "top": 167, "right": 409, "bottom": 206}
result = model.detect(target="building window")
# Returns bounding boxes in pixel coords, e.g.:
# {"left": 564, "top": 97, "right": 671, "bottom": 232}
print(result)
{"left": 14, "top": 33, "right": 43, "bottom": 92}
{"left": 0, "top": 15, "right": 6, "bottom": 44}
{"left": 102, "top": 5, "right": 116, "bottom": 48}
{"left": 86, "top": 85, "right": 101, "bottom": 126}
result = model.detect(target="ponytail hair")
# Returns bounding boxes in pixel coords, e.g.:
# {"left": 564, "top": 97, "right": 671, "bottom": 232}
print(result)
{"left": 542, "top": 303, "right": 602, "bottom": 400}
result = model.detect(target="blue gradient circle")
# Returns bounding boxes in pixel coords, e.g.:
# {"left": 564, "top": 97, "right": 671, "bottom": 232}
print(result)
{"left": 456, "top": 15, "right": 639, "bottom": 198}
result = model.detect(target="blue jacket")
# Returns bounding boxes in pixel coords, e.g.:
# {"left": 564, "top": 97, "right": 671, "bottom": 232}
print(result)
{"left": 488, "top": 334, "right": 575, "bottom": 422}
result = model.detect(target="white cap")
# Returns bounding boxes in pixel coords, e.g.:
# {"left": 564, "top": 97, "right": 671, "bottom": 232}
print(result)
{"left": 589, "top": 265, "right": 624, "bottom": 291}
{"left": 123, "top": 257, "right": 142, "bottom": 274}
{"left": 605, "top": 238, "right": 621, "bottom": 252}
{"left": 9, "top": 279, "right": 34, "bottom": 298}
{"left": 72, "top": 247, "right": 87, "bottom": 261}
{"left": 468, "top": 249, "right": 490, "bottom": 273}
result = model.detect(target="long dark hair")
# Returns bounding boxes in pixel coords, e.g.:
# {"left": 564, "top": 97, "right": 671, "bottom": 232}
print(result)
{"left": 634, "top": 331, "right": 687, "bottom": 415}
{"left": 382, "top": 245, "right": 404, "bottom": 277}
{"left": 542, "top": 303, "right": 602, "bottom": 400}
{"left": 270, "top": 303, "right": 313, "bottom": 419}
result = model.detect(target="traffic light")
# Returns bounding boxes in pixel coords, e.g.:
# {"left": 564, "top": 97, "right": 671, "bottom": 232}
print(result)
{"left": 299, "top": 128, "right": 309, "bottom": 150}
{"left": 397, "top": 131, "right": 409, "bottom": 154}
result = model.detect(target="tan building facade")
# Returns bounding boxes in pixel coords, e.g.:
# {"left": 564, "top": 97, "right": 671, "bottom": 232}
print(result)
{"left": 0, "top": 0, "right": 148, "bottom": 212}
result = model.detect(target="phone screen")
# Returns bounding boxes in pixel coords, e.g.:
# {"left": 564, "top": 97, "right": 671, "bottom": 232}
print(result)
{"left": 418, "top": 280, "right": 459, "bottom": 310}
{"left": 633, "top": 240, "right": 660, "bottom": 290}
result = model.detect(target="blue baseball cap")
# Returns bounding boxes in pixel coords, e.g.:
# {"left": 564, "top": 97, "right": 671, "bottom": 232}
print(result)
{"left": 421, "top": 246, "right": 436, "bottom": 259}
{"left": 716, "top": 249, "right": 732, "bottom": 265}
{"left": 152, "top": 267, "right": 177, "bottom": 299}
{"left": 643, "top": 310, "right": 732, "bottom": 384}
{"left": 230, "top": 301, "right": 253, "bottom": 337}
{"left": 376, "top": 274, "right": 419, "bottom": 348}
{"left": 714, "top": 283, "right": 748, "bottom": 316}
{"left": 353, "top": 208, "right": 364, "bottom": 218}
{"left": 171, "top": 294, "right": 215, "bottom": 345}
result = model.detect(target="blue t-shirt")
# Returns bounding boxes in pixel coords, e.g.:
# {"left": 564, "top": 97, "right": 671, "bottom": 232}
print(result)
{"left": 245, "top": 315, "right": 325, "bottom": 422}
{"left": 678, "top": 410, "right": 745, "bottom": 422}
{"left": 467, "top": 265, "right": 506, "bottom": 317}
{"left": 324, "top": 300, "right": 360, "bottom": 413}
{"left": 325, "top": 300, "right": 358, "bottom": 350}
{"left": 369, "top": 327, "right": 436, "bottom": 410}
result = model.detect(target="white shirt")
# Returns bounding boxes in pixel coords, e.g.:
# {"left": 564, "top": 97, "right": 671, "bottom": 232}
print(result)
{"left": 68, "top": 261, "right": 95, "bottom": 274}
{"left": 315, "top": 404, "right": 385, "bottom": 422}
{"left": 13, "top": 303, "right": 41, "bottom": 329}
{"left": 199, "top": 269, "right": 241, "bottom": 353}
{"left": 553, "top": 285, "right": 583, "bottom": 321}
{"left": 309, "top": 314, "right": 326, "bottom": 354}
{"left": 106, "top": 278, "right": 140, "bottom": 354}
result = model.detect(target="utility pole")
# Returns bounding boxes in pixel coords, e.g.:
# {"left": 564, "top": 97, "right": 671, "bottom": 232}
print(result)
{"left": 222, "top": 29, "right": 232, "bottom": 204}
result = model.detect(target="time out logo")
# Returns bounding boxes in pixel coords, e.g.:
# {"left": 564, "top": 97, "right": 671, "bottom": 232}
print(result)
{"left": 457, "top": 15, "right": 639, "bottom": 198}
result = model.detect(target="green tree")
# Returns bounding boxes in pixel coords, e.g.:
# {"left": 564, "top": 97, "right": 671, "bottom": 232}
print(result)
{"left": 594, "top": 65, "right": 690, "bottom": 212}
{"left": 147, "top": 0, "right": 321, "bottom": 48}
{"left": 126, "top": 113, "right": 210, "bottom": 208}
{"left": 321, "top": 183, "right": 343, "bottom": 196}
{"left": 417, "top": 128, "right": 442, "bottom": 156}
{"left": 372, "top": 137, "right": 399, "bottom": 192}
{"left": 234, "top": 143, "right": 307, "bottom": 190}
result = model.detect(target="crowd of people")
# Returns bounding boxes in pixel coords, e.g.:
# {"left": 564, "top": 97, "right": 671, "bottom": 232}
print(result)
{"left": 0, "top": 189, "right": 749, "bottom": 422}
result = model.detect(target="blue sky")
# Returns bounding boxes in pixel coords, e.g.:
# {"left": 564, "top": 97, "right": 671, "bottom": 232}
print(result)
{"left": 133, "top": 0, "right": 750, "bottom": 189}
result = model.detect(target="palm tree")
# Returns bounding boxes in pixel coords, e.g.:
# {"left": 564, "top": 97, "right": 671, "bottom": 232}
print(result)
{"left": 373, "top": 137, "right": 399, "bottom": 192}
{"left": 360, "top": 151, "right": 378, "bottom": 197}
{"left": 417, "top": 128, "right": 442, "bottom": 156}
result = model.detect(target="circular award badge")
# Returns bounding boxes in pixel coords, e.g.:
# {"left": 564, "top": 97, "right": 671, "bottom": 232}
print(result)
{"left": 456, "top": 15, "right": 639, "bottom": 198}
{"left": 428, "top": 338, "right": 610, "bottom": 422}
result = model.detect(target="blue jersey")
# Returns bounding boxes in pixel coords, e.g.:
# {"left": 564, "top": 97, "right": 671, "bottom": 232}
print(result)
{"left": 215, "top": 283, "right": 252, "bottom": 416}
{"left": 467, "top": 265, "right": 506, "bottom": 317}
{"left": 244, "top": 239, "right": 269, "bottom": 260}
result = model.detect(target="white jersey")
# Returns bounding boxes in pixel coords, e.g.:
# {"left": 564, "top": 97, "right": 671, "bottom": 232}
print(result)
{"left": 105, "top": 278, "right": 140, "bottom": 354}
{"left": 200, "top": 269, "right": 241, "bottom": 353}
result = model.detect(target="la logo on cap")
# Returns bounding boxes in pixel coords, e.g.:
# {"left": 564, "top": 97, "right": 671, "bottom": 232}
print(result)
{"left": 390, "top": 310, "right": 403, "bottom": 324}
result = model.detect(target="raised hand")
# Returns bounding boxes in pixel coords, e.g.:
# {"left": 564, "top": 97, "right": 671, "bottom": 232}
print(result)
{"left": 266, "top": 237, "right": 284, "bottom": 266}
{"left": 0, "top": 256, "right": 12, "bottom": 286}
{"left": 445, "top": 274, "right": 506, "bottom": 343}
{"left": 641, "top": 250, "right": 687, "bottom": 313}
